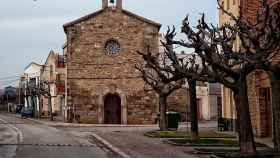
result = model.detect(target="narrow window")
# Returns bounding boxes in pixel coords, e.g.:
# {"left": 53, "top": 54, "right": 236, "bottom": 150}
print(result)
{"left": 226, "top": 0, "right": 230, "bottom": 10}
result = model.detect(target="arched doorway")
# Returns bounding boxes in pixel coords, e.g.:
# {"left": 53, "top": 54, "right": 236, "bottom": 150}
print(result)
{"left": 104, "top": 94, "right": 121, "bottom": 124}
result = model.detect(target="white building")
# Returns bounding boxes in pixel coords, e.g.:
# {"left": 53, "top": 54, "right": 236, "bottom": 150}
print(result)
{"left": 22, "top": 62, "right": 42, "bottom": 116}
{"left": 177, "top": 52, "right": 221, "bottom": 120}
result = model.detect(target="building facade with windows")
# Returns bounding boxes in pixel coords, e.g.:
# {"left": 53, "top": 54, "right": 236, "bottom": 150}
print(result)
{"left": 22, "top": 62, "right": 43, "bottom": 117}
{"left": 41, "top": 50, "right": 66, "bottom": 118}
{"left": 219, "top": 0, "right": 279, "bottom": 137}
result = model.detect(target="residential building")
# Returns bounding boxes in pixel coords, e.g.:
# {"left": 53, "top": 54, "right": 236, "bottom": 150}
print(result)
{"left": 41, "top": 50, "right": 66, "bottom": 118}
{"left": 22, "top": 62, "right": 43, "bottom": 117}
{"left": 3, "top": 86, "right": 19, "bottom": 112}
{"left": 219, "top": 0, "right": 279, "bottom": 137}
{"left": 63, "top": 0, "right": 189, "bottom": 124}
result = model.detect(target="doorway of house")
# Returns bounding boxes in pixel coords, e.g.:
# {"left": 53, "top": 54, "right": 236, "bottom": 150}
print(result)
{"left": 259, "top": 88, "right": 272, "bottom": 137}
{"left": 104, "top": 94, "right": 121, "bottom": 124}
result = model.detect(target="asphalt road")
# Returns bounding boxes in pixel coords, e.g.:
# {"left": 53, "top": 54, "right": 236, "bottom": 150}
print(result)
{"left": 0, "top": 113, "right": 119, "bottom": 158}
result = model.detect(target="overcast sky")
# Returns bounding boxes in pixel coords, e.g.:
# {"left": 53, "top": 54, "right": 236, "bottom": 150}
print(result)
{"left": 0, "top": 0, "right": 217, "bottom": 88}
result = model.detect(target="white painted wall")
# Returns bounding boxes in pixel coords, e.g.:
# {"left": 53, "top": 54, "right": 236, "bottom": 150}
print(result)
{"left": 23, "top": 63, "right": 42, "bottom": 111}
{"left": 197, "top": 86, "right": 210, "bottom": 120}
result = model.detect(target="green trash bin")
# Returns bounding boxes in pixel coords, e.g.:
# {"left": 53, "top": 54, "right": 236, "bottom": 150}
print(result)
{"left": 166, "top": 111, "right": 180, "bottom": 130}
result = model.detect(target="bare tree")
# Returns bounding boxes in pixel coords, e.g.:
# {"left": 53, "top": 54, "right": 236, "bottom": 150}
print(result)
{"left": 214, "top": 0, "right": 280, "bottom": 152}
{"left": 159, "top": 0, "right": 280, "bottom": 155}
{"left": 26, "top": 81, "right": 53, "bottom": 121}
{"left": 223, "top": 1, "right": 280, "bottom": 152}
{"left": 163, "top": 13, "right": 258, "bottom": 157}
{"left": 138, "top": 37, "right": 220, "bottom": 141}
{"left": 136, "top": 47, "right": 184, "bottom": 131}
{"left": 162, "top": 29, "right": 227, "bottom": 141}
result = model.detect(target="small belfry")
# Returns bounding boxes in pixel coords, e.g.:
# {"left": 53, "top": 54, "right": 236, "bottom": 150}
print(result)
{"left": 102, "top": 0, "right": 122, "bottom": 10}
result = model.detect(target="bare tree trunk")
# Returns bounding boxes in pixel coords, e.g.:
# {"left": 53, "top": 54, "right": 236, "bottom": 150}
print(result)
{"left": 269, "top": 72, "right": 280, "bottom": 153}
{"left": 233, "top": 75, "right": 256, "bottom": 156}
{"left": 47, "top": 84, "right": 53, "bottom": 121}
{"left": 188, "top": 80, "right": 199, "bottom": 141}
{"left": 48, "top": 95, "right": 53, "bottom": 121}
{"left": 159, "top": 95, "right": 168, "bottom": 131}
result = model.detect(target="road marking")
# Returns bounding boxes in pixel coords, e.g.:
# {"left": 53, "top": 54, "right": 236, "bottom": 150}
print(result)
{"left": 91, "top": 133, "right": 131, "bottom": 158}
{"left": 0, "top": 143, "right": 97, "bottom": 147}
{"left": 0, "top": 117, "right": 24, "bottom": 144}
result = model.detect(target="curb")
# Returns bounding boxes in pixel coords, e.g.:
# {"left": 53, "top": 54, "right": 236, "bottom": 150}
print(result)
{"left": 23, "top": 117, "right": 157, "bottom": 128}
{"left": 91, "top": 133, "right": 131, "bottom": 158}
{"left": 161, "top": 138, "right": 239, "bottom": 147}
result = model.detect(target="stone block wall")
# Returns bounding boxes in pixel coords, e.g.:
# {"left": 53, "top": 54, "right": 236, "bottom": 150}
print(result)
{"left": 64, "top": 8, "right": 160, "bottom": 124}
{"left": 64, "top": 6, "right": 195, "bottom": 124}
{"left": 126, "top": 90, "right": 157, "bottom": 124}
{"left": 167, "top": 88, "right": 189, "bottom": 122}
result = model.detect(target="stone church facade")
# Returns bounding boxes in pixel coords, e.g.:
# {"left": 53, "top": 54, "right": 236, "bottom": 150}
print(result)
{"left": 63, "top": 0, "right": 188, "bottom": 124}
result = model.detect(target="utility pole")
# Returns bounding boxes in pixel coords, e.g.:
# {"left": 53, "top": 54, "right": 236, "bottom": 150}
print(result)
{"left": 6, "top": 93, "right": 9, "bottom": 112}
{"left": 47, "top": 82, "right": 53, "bottom": 121}
{"left": 18, "top": 81, "right": 21, "bottom": 105}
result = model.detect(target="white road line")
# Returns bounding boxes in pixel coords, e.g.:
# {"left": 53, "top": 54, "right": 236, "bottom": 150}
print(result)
{"left": 91, "top": 133, "right": 131, "bottom": 158}
{"left": 0, "top": 117, "right": 24, "bottom": 144}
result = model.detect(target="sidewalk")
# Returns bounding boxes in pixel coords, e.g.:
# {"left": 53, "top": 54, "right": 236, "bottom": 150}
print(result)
{"left": 255, "top": 137, "right": 274, "bottom": 149}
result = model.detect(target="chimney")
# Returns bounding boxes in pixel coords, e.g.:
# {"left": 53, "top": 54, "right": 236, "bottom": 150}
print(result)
{"left": 116, "top": 0, "right": 122, "bottom": 10}
{"left": 102, "top": 0, "right": 108, "bottom": 9}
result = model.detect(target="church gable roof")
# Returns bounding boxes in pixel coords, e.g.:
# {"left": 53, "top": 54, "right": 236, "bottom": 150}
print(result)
{"left": 63, "top": 9, "right": 104, "bottom": 30}
{"left": 63, "top": 8, "right": 161, "bottom": 31}
{"left": 122, "top": 9, "right": 161, "bottom": 28}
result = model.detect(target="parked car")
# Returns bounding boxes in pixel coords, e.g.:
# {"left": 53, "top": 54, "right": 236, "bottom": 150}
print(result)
{"left": 21, "top": 106, "right": 34, "bottom": 118}
{"left": 15, "top": 104, "right": 24, "bottom": 114}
